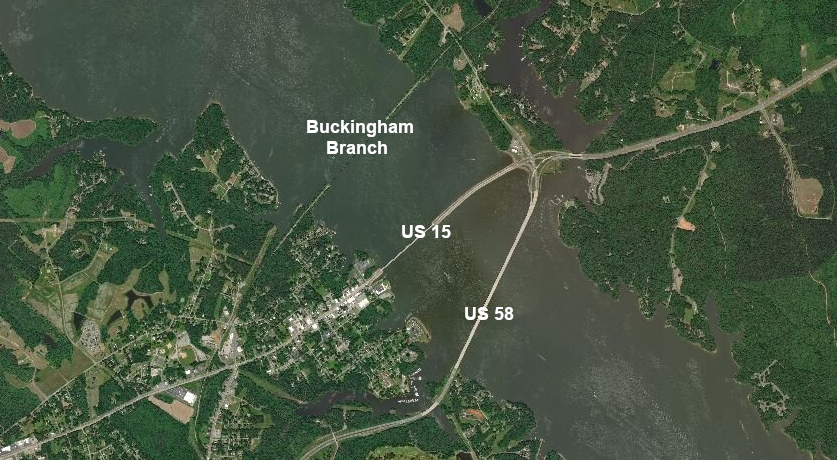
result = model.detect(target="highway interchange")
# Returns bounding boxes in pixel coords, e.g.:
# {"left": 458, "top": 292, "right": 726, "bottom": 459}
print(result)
{"left": 3, "top": 38, "right": 833, "bottom": 460}
{"left": 298, "top": 56, "right": 837, "bottom": 459}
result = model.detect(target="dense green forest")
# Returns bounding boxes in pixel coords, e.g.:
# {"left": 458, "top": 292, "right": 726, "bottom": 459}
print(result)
{"left": 10, "top": 1, "right": 835, "bottom": 455}
{"left": 524, "top": 0, "right": 837, "bottom": 152}
{"left": 0, "top": 45, "right": 158, "bottom": 175}
{"left": 0, "top": 372, "right": 39, "bottom": 434}
{"left": 237, "top": 376, "right": 335, "bottom": 459}
{"left": 337, "top": 417, "right": 465, "bottom": 459}
{"left": 560, "top": 75, "right": 837, "bottom": 456}
{"left": 108, "top": 401, "right": 199, "bottom": 460}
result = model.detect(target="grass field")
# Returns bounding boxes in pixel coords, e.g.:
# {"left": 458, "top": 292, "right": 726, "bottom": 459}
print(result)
{"left": 369, "top": 446, "right": 453, "bottom": 460}
{"left": 659, "top": 59, "right": 697, "bottom": 92}
{"left": 581, "top": 0, "right": 641, "bottom": 14}
{"left": 35, "top": 346, "right": 92, "bottom": 396}
{"left": 3, "top": 163, "right": 77, "bottom": 219}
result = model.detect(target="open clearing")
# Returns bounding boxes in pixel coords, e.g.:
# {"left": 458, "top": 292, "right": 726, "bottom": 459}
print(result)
{"left": 148, "top": 395, "right": 194, "bottom": 423}
{"left": 464, "top": 408, "right": 485, "bottom": 421}
{"left": 452, "top": 50, "right": 468, "bottom": 71}
{"left": 440, "top": 4, "right": 464, "bottom": 32}
{"left": 0, "top": 145, "right": 15, "bottom": 173}
{"left": 35, "top": 347, "right": 93, "bottom": 396}
{"left": 659, "top": 59, "right": 697, "bottom": 92}
{"left": 62, "top": 243, "right": 118, "bottom": 293}
{"left": 677, "top": 217, "right": 697, "bottom": 231}
{"left": 369, "top": 446, "right": 444, "bottom": 460}
{"left": 0, "top": 119, "right": 37, "bottom": 138}
{"left": 581, "top": 0, "right": 641, "bottom": 14}
{"left": 795, "top": 177, "right": 824, "bottom": 216}
{"left": 0, "top": 321, "right": 47, "bottom": 371}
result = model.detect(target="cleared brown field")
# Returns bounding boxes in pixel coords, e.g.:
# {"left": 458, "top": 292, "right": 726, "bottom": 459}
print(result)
{"left": 149, "top": 395, "right": 194, "bottom": 423}
{"left": 0, "top": 145, "right": 15, "bottom": 173}
{"left": 0, "top": 119, "right": 36, "bottom": 138}
{"left": 795, "top": 177, "right": 824, "bottom": 216}
{"left": 440, "top": 4, "right": 464, "bottom": 32}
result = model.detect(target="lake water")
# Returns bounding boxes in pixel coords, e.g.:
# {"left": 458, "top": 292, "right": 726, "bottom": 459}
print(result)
{"left": 484, "top": 0, "right": 618, "bottom": 152}
{"left": 0, "top": 1, "right": 812, "bottom": 459}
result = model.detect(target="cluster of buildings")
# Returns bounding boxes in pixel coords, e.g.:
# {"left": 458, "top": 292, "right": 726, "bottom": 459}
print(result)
{"left": 0, "top": 437, "right": 38, "bottom": 459}
{"left": 168, "top": 386, "right": 198, "bottom": 406}
{"left": 286, "top": 283, "right": 375, "bottom": 337}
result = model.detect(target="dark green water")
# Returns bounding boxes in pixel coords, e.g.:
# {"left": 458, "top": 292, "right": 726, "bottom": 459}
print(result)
{"left": 0, "top": 1, "right": 813, "bottom": 459}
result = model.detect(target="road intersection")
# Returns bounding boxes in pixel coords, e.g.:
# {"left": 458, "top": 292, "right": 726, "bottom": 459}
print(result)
{"left": 297, "top": 56, "right": 837, "bottom": 459}
{"left": 538, "top": 57, "right": 837, "bottom": 163}
{"left": 5, "top": 44, "right": 833, "bottom": 460}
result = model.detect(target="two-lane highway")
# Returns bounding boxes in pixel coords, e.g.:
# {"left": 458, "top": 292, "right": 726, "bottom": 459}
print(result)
{"left": 300, "top": 183, "right": 540, "bottom": 460}
{"left": 539, "top": 57, "right": 837, "bottom": 162}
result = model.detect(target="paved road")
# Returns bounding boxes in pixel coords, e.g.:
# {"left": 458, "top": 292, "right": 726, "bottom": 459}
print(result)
{"left": 0, "top": 335, "right": 295, "bottom": 460}
{"left": 4, "top": 294, "right": 371, "bottom": 459}
{"left": 0, "top": 215, "right": 254, "bottom": 265}
{"left": 299, "top": 185, "right": 540, "bottom": 460}
{"left": 381, "top": 161, "right": 523, "bottom": 273}
{"left": 431, "top": 162, "right": 522, "bottom": 227}
{"left": 1, "top": 160, "right": 525, "bottom": 459}
{"left": 296, "top": 55, "right": 837, "bottom": 460}
{"left": 540, "top": 57, "right": 837, "bottom": 161}
{"left": 16, "top": 34, "right": 830, "bottom": 460}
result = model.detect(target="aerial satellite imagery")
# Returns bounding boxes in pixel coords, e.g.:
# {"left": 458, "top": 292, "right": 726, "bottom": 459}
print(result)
{"left": 0, "top": 1, "right": 836, "bottom": 459}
